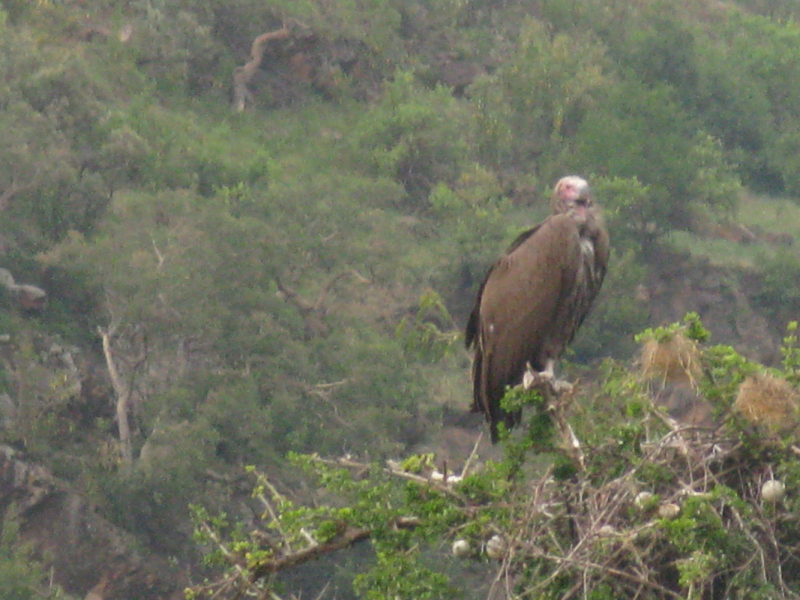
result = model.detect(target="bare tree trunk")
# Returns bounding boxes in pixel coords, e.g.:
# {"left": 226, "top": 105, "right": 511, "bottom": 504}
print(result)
{"left": 232, "top": 20, "right": 309, "bottom": 111}
{"left": 99, "top": 326, "right": 133, "bottom": 473}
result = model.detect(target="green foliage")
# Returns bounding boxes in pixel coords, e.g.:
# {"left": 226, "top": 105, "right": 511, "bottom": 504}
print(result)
{"left": 101, "top": 417, "right": 221, "bottom": 554}
{"left": 782, "top": 321, "right": 800, "bottom": 384}
{"left": 0, "top": 508, "right": 73, "bottom": 599}
{"left": 423, "top": 168, "right": 512, "bottom": 309}
{"left": 129, "top": 0, "right": 225, "bottom": 95}
{"left": 8, "top": 2, "right": 800, "bottom": 598}
{"left": 623, "top": 4, "right": 698, "bottom": 93}
{"left": 754, "top": 248, "right": 800, "bottom": 315}
{"left": 106, "top": 102, "right": 270, "bottom": 193}
{"left": 189, "top": 316, "right": 800, "bottom": 599}
{"left": 396, "top": 290, "right": 459, "bottom": 362}
{"left": 468, "top": 16, "right": 610, "bottom": 173}
{"left": 190, "top": 458, "right": 463, "bottom": 599}
{"left": 353, "top": 551, "right": 456, "bottom": 600}
{"left": 635, "top": 312, "right": 710, "bottom": 345}
{"left": 574, "top": 82, "right": 741, "bottom": 238}
{"left": 591, "top": 175, "right": 652, "bottom": 254}
{"left": 352, "top": 70, "right": 476, "bottom": 203}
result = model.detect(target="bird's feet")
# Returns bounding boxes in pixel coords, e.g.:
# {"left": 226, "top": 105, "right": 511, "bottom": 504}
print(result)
{"left": 522, "top": 362, "right": 573, "bottom": 394}
{"left": 551, "top": 379, "right": 574, "bottom": 394}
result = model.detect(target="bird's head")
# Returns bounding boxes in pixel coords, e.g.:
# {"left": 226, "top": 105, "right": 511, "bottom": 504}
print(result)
{"left": 551, "top": 176, "right": 594, "bottom": 224}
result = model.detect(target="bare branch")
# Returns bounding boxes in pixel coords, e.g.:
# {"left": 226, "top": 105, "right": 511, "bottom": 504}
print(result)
{"left": 274, "top": 270, "right": 367, "bottom": 338}
{"left": 151, "top": 237, "right": 165, "bottom": 270}
{"left": 232, "top": 20, "right": 311, "bottom": 112}
{"left": 461, "top": 432, "right": 484, "bottom": 478}
{"left": 98, "top": 326, "right": 133, "bottom": 472}
{"left": 250, "top": 517, "right": 419, "bottom": 580}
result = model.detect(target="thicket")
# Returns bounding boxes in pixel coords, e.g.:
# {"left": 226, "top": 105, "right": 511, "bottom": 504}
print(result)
{"left": 190, "top": 317, "right": 800, "bottom": 599}
{"left": 0, "top": 0, "right": 799, "bottom": 597}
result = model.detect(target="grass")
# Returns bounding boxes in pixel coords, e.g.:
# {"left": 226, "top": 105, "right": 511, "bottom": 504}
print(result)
{"left": 738, "top": 192, "right": 800, "bottom": 234}
{"left": 667, "top": 192, "right": 800, "bottom": 268}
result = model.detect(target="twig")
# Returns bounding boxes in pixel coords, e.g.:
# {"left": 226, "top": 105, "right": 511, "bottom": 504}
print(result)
{"left": 249, "top": 517, "right": 419, "bottom": 580}
{"left": 461, "top": 432, "right": 483, "bottom": 478}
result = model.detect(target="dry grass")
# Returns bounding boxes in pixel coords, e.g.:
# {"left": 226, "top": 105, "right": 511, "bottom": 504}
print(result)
{"left": 734, "top": 371, "right": 800, "bottom": 434}
{"left": 640, "top": 332, "right": 703, "bottom": 387}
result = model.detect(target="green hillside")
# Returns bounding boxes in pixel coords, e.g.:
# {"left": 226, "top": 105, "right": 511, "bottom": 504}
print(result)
{"left": 0, "top": 0, "right": 800, "bottom": 598}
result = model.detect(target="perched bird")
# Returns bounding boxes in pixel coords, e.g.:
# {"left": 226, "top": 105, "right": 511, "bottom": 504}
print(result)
{"left": 465, "top": 176, "right": 609, "bottom": 442}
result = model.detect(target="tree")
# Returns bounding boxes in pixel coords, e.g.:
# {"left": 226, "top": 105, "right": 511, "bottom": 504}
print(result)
{"left": 572, "top": 82, "right": 741, "bottom": 242}
{"left": 190, "top": 317, "right": 800, "bottom": 599}
{"left": 352, "top": 69, "right": 477, "bottom": 204}
{"left": 468, "top": 16, "right": 611, "bottom": 176}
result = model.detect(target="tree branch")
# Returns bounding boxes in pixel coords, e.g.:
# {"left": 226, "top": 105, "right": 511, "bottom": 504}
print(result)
{"left": 250, "top": 517, "right": 419, "bottom": 580}
{"left": 232, "top": 20, "right": 310, "bottom": 112}
{"left": 98, "top": 326, "right": 133, "bottom": 472}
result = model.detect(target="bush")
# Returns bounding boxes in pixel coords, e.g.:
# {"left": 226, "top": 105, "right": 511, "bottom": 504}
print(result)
{"left": 190, "top": 317, "right": 800, "bottom": 600}
{"left": 352, "top": 70, "right": 476, "bottom": 205}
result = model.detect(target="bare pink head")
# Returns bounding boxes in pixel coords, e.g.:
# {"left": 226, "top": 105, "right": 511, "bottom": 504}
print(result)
{"left": 551, "top": 175, "right": 593, "bottom": 222}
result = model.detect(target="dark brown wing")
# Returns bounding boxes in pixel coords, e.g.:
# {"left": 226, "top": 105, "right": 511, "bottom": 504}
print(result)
{"left": 468, "top": 215, "right": 584, "bottom": 442}
{"left": 465, "top": 224, "right": 542, "bottom": 350}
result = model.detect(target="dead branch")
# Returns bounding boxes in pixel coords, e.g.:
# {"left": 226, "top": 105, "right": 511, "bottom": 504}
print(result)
{"left": 275, "top": 276, "right": 329, "bottom": 338}
{"left": 316, "top": 455, "right": 470, "bottom": 502}
{"left": 274, "top": 277, "right": 316, "bottom": 313}
{"left": 520, "top": 364, "right": 585, "bottom": 471}
{"left": 191, "top": 516, "right": 421, "bottom": 599}
{"left": 461, "top": 432, "right": 484, "bottom": 478}
{"left": 98, "top": 324, "right": 148, "bottom": 473}
{"left": 250, "top": 517, "right": 418, "bottom": 580}
{"left": 232, "top": 19, "right": 311, "bottom": 112}
{"left": 275, "top": 270, "right": 367, "bottom": 338}
{"left": 99, "top": 326, "right": 133, "bottom": 472}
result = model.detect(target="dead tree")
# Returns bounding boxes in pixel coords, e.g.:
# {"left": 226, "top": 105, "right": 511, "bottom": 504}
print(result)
{"left": 232, "top": 19, "right": 311, "bottom": 112}
{"left": 98, "top": 325, "right": 147, "bottom": 473}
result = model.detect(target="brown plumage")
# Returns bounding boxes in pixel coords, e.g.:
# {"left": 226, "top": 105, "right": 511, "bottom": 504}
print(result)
{"left": 465, "top": 176, "right": 610, "bottom": 442}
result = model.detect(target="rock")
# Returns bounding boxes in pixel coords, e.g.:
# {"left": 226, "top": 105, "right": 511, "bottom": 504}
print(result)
{"left": 0, "top": 393, "right": 15, "bottom": 429}
{"left": 0, "top": 268, "right": 46, "bottom": 311}
{"left": 0, "top": 445, "right": 185, "bottom": 599}
{"left": 16, "top": 284, "right": 46, "bottom": 311}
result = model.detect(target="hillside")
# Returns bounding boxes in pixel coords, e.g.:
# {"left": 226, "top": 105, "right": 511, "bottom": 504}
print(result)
{"left": 0, "top": 0, "right": 799, "bottom": 598}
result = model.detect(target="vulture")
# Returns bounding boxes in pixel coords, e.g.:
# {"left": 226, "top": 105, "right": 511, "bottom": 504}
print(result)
{"left": 465, "top": 176, "right": 609, "bottom": 443}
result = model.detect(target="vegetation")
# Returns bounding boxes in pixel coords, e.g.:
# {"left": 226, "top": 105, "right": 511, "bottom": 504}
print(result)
{"left": 191, "top": 316, "right": 800, "bottom": 599}
{"left": 0, "top": 0, "right": 798, "bottom": 598}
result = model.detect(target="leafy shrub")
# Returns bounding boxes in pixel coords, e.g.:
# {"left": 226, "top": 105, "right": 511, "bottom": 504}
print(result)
{"left": 191, "top": 318, "right": 800, "bottom": 599}
{"left": 0, "top": 509, "right": 72, "bottom": 599}
{"left": 468, "top": 16, "right": 610, "bottom": 177}
{"left": 352, "top": 70, "right": 476, "bottom": 204}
